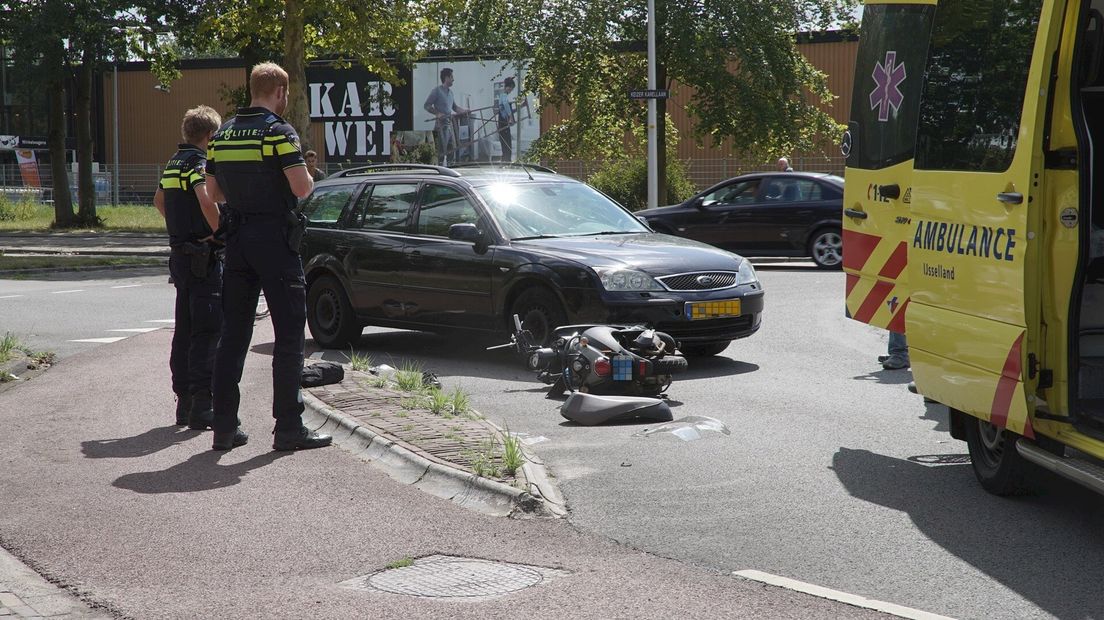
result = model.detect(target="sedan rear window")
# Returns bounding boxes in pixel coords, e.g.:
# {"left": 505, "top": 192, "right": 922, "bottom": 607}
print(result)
{"left": 301, "top": 185, "right": 354, "bottom": 227}
{"left": 348, "top": 183, "right": 418, "bottom": 231}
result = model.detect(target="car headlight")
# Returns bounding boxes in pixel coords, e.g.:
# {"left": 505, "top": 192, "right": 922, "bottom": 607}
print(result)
{"left": 595, "top": 268, "right": 664, "bottom": 291}
{"left": 737, "top": 260, "right": 758, "bottom": 285}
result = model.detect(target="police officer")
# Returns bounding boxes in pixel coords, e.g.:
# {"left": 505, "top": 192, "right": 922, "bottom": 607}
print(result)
{"left": 205, "top": 62, "right": 331, "bottom": 452}
{"left": 153, "top": 105, "right": 223, "bottom": 429}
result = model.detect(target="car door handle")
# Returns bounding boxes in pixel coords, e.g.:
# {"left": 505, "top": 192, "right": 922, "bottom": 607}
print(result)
{"left": 844, "top": 208, "right": 868, "bottom": 219}
{"left": 996, "top": 192, "right": 1023, "bottom": 205}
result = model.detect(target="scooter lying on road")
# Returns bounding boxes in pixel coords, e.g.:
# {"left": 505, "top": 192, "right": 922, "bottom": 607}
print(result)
{"left": 490, "top": 315, "right": 688, "bottom": 397}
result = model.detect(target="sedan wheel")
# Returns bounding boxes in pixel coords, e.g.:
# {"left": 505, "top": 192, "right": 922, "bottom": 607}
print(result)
{"left": 306, "top": 275, "right": 361, "bottom": 349}
{"left": 511, "top": 287, "right": 566, "bottom": 346}
{"left": 809, "top": 228, "right": 843, "bottom": 270}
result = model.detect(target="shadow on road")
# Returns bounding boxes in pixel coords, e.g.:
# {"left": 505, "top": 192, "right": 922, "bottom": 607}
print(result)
{"left": 112, "top": 450, "right": 291, "bottom": 494}
{"left": 832, "top": 446, "right": 1104, "bottom": 619}
{"left": 81, "top": 426, "right": 201, "bottom": 459}
{"left": 851, "top": 368, "right": 913, "bottom": 385}
{"left": 681, "top": 356, "right": 758, "bottom": 379}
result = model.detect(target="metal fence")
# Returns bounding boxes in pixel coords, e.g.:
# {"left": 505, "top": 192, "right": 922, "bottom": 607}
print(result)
{"left": 0, "top": 156, "right": 847, "bottom": 204}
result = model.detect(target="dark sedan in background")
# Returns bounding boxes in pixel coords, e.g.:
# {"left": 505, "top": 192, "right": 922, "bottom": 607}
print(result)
{"left": 298, "top": 163, "right": 765, "bottom": 357}
{"left": 636, "top": 171, "right": 844, "bottom": 269}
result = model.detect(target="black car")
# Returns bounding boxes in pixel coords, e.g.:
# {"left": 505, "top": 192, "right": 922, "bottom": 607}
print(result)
{"left": 298, "top": 163, "right": 764, "bottom": 357}
{"left": 635, "top": 171, "right": 844, "bottom": 269}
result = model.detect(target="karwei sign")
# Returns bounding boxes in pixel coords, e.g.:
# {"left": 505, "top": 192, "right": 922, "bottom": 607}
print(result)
{"left": 307, "top": 65, "right": 413, "bottom": 161}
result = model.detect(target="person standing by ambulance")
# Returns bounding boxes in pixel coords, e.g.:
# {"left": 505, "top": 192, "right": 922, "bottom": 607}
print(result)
{"left": 153, "top": 105, "right": 223, "bottom": 429}
{"left": 205, "top": 62, "right": 332, "bottom": 452}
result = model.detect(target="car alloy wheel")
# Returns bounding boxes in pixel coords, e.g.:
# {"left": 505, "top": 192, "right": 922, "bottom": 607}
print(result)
{"left": 810, "top": 229, "right": 843, "bottom": 270}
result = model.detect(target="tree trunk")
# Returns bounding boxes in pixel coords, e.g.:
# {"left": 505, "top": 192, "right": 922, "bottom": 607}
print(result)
{"left": 283, "top": 0, "right": 311, "bottom": 151}
{"left": 46, "top": 39, "right": 73, "bottom": 227}
{"left": 75, "top": 47, "right": 97, "bottom": 226}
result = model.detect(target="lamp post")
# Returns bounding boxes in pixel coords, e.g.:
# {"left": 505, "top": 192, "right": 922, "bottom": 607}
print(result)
{"left": 647, "top": 0, "right": 658, "bottom": 210}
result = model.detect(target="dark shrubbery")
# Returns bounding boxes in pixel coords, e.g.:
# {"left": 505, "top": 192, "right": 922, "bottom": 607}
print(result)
{"left": 588, "top": 157, "right": 696, "bottom": 212}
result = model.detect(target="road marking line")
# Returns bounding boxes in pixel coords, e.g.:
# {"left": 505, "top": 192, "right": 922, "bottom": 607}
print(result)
{"left": 0, "top": 295, "right": 23, "bottom": 299}
{"left": 145, "top": 319, "right": 175, "bottom": 323}
{"left": 733, "top": 570, "right": 957, "bottom": 620}
{"left": 51, "top": 289, "right": 85, "bottom": 294}
{"left": 68, "top": 337, "right": 127, "bottom": 344}
{"left": 111, "top": 284, "right": 143, "bottom": 289}
{"left": 107, "top": 328, "right": 161, "bottom": 333}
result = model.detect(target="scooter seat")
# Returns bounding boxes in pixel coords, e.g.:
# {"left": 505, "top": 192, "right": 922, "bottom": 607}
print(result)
{"left": 560, "top": 392, "right": 673, "bottom": 426}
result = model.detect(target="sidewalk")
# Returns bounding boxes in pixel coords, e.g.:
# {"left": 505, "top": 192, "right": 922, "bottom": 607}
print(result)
{"left": 0, "top": 231, "right": 168, "bottom": 257}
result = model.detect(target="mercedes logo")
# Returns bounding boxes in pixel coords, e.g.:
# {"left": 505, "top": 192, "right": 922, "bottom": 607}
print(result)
{"left": 696, "top": 275, "right": 715, "bottom": 286}
{"left": 840, "top": 130, "right": 852, "bottom": 157}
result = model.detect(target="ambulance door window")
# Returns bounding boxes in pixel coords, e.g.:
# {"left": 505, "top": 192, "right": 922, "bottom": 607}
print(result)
{"left": 846, "top": 4, "right": 936, "bottom": 170}
{"left": 915, "top": 0, "right": 1044, "bottom": 172}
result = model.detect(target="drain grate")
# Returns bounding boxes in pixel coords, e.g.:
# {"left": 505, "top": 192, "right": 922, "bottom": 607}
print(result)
{"left": 340, "top": 555, "right": 569, "bottom": 599}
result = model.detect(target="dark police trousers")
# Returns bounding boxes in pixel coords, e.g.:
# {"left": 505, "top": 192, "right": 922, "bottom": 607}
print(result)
{"left": 168, "top": 245, "right": 222, "bottom": 398}
{"left": 211, "top": 216, "right": 306, "bottom": 433}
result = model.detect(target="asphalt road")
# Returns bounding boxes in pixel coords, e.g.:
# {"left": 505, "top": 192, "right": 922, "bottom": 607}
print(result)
{"left": 7, "top": 264, "right": 1103, "bottom": 619}
{"left": 334, "top": 266, "right": 1104, "bottom": 620}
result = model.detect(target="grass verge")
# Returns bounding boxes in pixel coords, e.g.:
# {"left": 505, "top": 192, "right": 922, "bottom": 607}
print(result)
{"left": 0, "top": 201, "right": 165, "bottom": 232}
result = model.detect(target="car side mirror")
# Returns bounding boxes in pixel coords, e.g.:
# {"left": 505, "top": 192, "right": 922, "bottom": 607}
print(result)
{"left": 448, "top": 223, "right": 484, "bottom": 243}
{"left": 699, "top": 198, "right": 715, "bottom": 208}
{"left": 636, "top": 215, "right": 653, "bottom": 230}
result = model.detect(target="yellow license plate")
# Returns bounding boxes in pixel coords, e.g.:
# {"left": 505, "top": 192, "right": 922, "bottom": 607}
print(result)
{"left": 686, "top": 299, "right": 741, "bottom": 320}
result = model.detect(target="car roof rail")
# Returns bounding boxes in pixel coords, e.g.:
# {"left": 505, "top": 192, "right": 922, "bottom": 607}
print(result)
{"left": 450, "top": 161, "right": 557, "bottom": 174}
{"left": 331, "top": 164, "right": 461, "bottom": 178}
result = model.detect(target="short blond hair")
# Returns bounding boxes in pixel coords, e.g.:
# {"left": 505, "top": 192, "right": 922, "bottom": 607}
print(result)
{"left": 181, "top": 105, "right": 221, "bottom": 143}
{"left": 249, "top": 62, "right": 289, "bottom": 99}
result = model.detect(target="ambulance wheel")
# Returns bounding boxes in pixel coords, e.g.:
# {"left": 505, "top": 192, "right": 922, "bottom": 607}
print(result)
{"left": 809, "top": 227, "right": 843, "bottom": 270}
{"left": 963, "top": 415, "right": 1029, "bottom": 496}
{"left": 307, "top": 275, "right": 361, "bottom": 349}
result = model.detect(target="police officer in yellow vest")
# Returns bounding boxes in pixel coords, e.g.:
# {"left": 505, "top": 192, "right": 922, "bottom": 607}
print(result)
{"left": 205, "top": 62, "right": 332, "bottom": 451}
{"left": 153, "top": 105, "right": 223, "bottom": 429}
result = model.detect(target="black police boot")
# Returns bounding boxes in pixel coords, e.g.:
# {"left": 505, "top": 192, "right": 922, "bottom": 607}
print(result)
{"left": 212, "top": 428, "right": 249, "bottom": 451}
{"left": 272, "top": 426, "right": 333, "bottom": 451}
{"left": 187, "top": 389, "right": 214, "bottom": 430}
{"left": 174, "top": 393, "right": 191, "bottom": 426}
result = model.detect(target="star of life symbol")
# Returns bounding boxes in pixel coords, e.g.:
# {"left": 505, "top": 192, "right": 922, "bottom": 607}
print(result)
{"left": 870, "top": 51, "right": 906, "bottom": 122}
{"left": 887, "top": 295, "right": 900, "bottom": 313}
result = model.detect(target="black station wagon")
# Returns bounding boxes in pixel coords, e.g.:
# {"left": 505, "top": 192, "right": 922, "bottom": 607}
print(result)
{"left": 298, "top": 163, "right": 765, "bottom": 357}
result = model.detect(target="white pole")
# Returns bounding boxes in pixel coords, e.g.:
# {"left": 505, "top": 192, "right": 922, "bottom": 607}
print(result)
{"left": 112, "top": 62, "right": 119, "bottom": 205}
{"left": 647, "top": 0, "right": 658, "bottom": 210}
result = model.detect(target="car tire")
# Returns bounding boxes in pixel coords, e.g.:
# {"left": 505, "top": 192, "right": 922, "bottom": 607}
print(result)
{"left": 963, "top": 414, "right": 1030, "bottom": 496}
{"left": 307, "top": 275, "right": 361, "bottom": 349}
{"left": 511, "top": 286, "right": 567, "bottom": 346}
{"left": 808, "top": 227, "right": 843, "bottom": 270}
{"left": 681, "top": 341, "right": 731, "bottom": 357}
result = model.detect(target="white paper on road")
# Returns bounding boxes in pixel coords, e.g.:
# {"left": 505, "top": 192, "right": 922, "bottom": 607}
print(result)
{"left": 107, "top": 328, "right": 161, "bottom": 333}
{"left": 68, "top": 337, "right": 127, "bottom": 344}
{"left": 635, "top": 416, "right": 731, "bottom": 442}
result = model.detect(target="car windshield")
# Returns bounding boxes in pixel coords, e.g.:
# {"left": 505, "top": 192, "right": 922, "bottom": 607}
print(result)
{"left": 476, "top": 181, "right": 650, "bottom": 240}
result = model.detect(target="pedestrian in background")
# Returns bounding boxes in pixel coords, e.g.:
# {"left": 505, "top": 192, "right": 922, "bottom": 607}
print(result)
{"left": 881, "top": 331, "right": 910, "bottom": 370}
{"left": 205, "top": 61, "right": 332, "bottom": 452}
{"left": 777, "top": 157, "right": 794, "bottom": 172}
{"left": 424, "top": 67, "right": 468, "bottom": 165}
{"left": 153, "top": 105, "right": 223, "bottom": 429}
{"left": 496, "top": 77, "right": 515, "bottom": 162}
{"left": 304, "top": 150, "right": 326, "bottom": 182}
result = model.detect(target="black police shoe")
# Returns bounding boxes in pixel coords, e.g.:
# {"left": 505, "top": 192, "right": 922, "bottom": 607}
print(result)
{"left": 187, "top": 390, "right": 214, "bottom": 430}
{"left": 272, "top": 426, "right": 333, "bottom": 451}
{"left": 212, "top": 428, "right": 249, "bottom": 451}
{"left": 175, "top": 393, "right": 191, "bottom": 426}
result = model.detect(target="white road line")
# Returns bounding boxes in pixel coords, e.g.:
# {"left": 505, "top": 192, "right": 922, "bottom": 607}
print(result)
{"left": 733, "top": 570, "right": 957, "bottom": 620}
{"left": 107, "top": 328, "right": 161, "bottom": 333}
{"left": 111, "top": 284, "right": 143, "bottom": 289}
{"left": 145, "top": 319, "right": 175, "bottom": 323}
{"left": 0, "top": 295, "right": 23, "bottom": 299}
{"left": 51, "top": 289, "right": 85, "bottom": 294}
{"left": 68, "top": 337, "right": 127, "bottom": 344}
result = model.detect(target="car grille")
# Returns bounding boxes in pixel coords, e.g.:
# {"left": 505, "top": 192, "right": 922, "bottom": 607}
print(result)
{"left": 657, "top": 271, "right": 738, "bottom": 292}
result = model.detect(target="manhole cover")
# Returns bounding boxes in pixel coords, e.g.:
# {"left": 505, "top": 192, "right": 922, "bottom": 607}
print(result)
{"left": 340, "top": 555, "right": 569, "bottom": 599}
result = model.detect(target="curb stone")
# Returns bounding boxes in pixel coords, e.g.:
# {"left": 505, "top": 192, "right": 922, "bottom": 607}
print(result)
{"left": 301, "top": 389, "right": 566, "bottom": 518}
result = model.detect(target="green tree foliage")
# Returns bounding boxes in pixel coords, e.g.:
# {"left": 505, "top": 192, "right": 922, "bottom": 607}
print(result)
{"left": 587, "top": 115, "right": 696, "bottom": 211}
{"left": 1, "top": 0, "right": 179, "bottom": 228}
{"left": 440, "top": 0, "right": 857, "bottom": 162}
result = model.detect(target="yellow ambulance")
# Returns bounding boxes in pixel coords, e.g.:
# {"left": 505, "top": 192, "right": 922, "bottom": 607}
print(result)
{"left": 845, "top": 0, "right": 1104, "bottom": 495}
